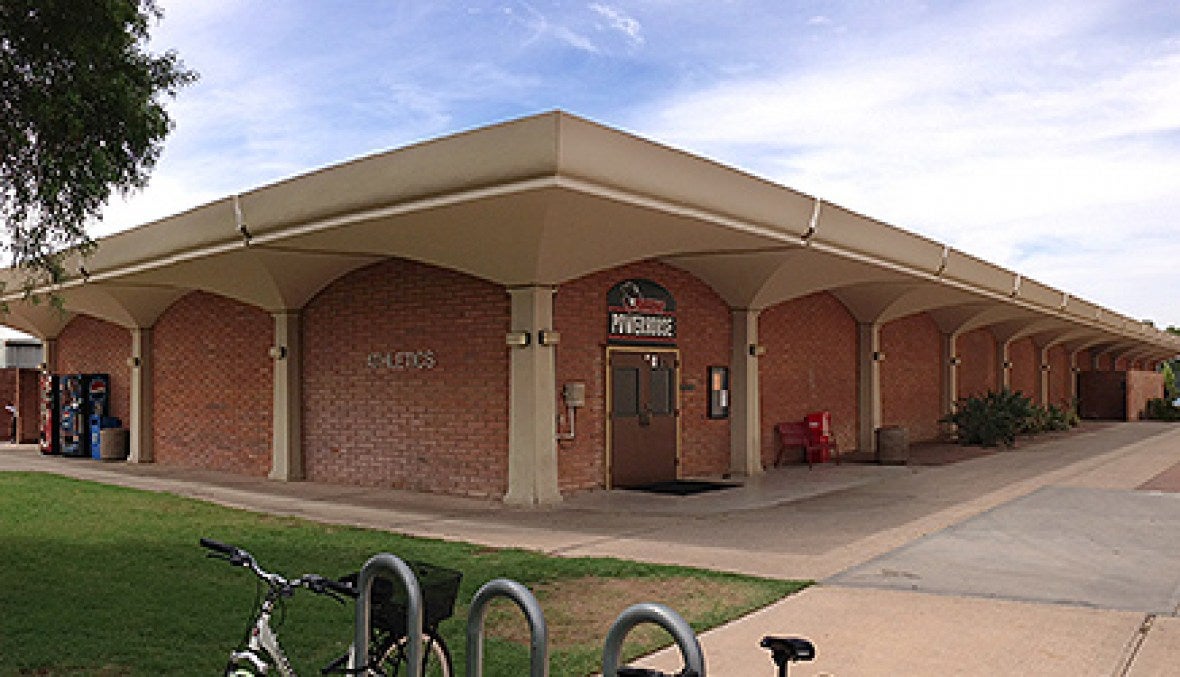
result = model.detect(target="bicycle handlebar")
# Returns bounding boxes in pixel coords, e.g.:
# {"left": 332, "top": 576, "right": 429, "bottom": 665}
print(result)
{"left": 199, "top": 537, "right": 238, "bottom": 557}
{"left": 199, "top": 537, "right": 352, "bottom": 603}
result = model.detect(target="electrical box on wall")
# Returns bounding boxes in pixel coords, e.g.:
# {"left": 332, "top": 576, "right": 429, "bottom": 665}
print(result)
{"left": 562, "top": 382, "right": 586, "bottom": 408}
{"left": 707, "top": 366, "right": 729, "bottom": 419}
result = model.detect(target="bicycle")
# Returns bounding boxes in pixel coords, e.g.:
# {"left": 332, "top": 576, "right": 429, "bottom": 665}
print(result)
{"left": 200, "top": 538, "right": 459, "bottom": 676}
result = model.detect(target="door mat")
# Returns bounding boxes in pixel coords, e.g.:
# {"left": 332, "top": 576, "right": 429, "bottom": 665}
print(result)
{"left": 623, "top": 480, "right": 739, "bottom": 496}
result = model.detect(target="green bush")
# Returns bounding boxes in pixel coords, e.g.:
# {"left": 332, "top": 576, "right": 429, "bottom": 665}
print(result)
{"left": 942, "top": 388, "right": 1034, "bottom": 447}
{"left": 1143, "top": 398, "right": 1180, "bottom": 421}
{"left": 1022, "top": 403, "right": 1072, "bottom": 434}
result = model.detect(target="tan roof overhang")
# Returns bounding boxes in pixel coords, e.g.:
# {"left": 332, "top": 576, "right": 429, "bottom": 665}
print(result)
{"left": 0, "top": 111, "right": 1176, "bottom": 359}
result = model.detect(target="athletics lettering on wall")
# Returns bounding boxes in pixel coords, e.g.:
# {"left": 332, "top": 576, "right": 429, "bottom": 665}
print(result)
{"left": 606, "top": 279, "right": 677, "bottom": 345}
{"left": 367, "top": 350, "right": 437, "bottom": 370}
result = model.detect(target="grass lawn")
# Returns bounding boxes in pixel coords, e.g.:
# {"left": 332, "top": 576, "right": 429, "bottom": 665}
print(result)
{"left": 0, "top": 472, "right": 808, "bottom": 675}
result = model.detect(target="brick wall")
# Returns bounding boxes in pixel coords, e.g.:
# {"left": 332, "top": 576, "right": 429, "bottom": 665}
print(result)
{"left": 1047, "top": 345, "right": 1071, "bottom": 407}
{"left": 956, "top": 328, "right": 996, "bottom": 398}
{"left": 303, "top": 258, "right": 510, "bottom": 498}
{"left": 1008, "top": 338, "right": 1038, "bottom": 401}
{"left": 1096, "top": 353, "right": 1113, "bottom": 370}
{"left": 153, "top": 292, "right": 272, "bottom": 476}
{"left": 760, "top": 292, "right": 858, "bottom": 461}
{"left": 554, "top": 260, "right": 732, "bottom": 490}
{"left": 1076, "top": 349, "right": 1092, "bottom": 372}
{"left": 1127, "top": 370, "right": 1165, "bottom": 420}
{"left": 880, "top": 313, "right": 942, "bottom": 442}
{"left": 56, "top": 315, "right": 131, "bottom": 424}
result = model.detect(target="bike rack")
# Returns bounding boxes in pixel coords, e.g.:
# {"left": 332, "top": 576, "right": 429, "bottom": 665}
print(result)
{"left": 601, "top": 603, "right": 705, "bottom": 677}
{"left": 465, "top": 578, "right": 549, "bottom": 677}
{"left": 350, "top": 553, "right": 425, "bottom": 677}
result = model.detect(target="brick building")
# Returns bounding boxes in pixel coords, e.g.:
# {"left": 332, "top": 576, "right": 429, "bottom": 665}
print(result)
{"left": 3, "top": 112, "right": 1177, "bottom": 503}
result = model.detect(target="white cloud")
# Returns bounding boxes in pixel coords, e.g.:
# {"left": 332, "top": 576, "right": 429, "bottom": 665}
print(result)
{"left": 513, "top": 2, "right": 600, "bottom": 52}
{"left": 590, "top": 3, "right": 644, "bottom": 46}
{"left": 637, "top": 1, "right": 1180, "bottom": 324}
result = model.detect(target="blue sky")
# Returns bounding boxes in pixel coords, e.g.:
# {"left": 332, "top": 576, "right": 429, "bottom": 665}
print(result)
{"left": 91, "top": 0, "right": 1180, "bottom": 329}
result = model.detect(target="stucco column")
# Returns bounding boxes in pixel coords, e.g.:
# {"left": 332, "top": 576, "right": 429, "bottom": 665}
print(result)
{"left": 128, "top": 328, "right": 154, "bottom": 463}
{"left": 940, "top": 332, "right": 958, "bottom": 417}
{"left": 857, "top": 322, "right": 882, "bottom": 454}
{"left": 504, "top": 286, "right": 561, "bottom": 506}
{"left": 41, "top": 338, "right": 57, "bottom": 372}
{"left": 730, "top": 309, "right": 762, "bottom": 477}
{"left": 995, "top": 339, "right": 1011, "bottom": 390}
{"left": 269, "top": 310, "right": 303, "bottom": 481}
{"left": 1037, "top": 344, "right": 1051, "bottom": 405}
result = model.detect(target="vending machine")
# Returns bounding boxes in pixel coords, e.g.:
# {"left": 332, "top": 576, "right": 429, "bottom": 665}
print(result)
{"left": 40, "top": 372, "right": 60, "bottom": 455}
{"left": 59, "top": 373, "right": 110, "bottom": 457}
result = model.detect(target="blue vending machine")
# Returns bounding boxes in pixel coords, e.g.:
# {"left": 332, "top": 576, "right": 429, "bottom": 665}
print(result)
{"left": 59, "top": 374, "right": 110, "bottom": 457}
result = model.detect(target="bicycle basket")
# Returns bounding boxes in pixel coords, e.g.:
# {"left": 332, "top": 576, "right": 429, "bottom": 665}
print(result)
{"left": 341, "top": 561, "right": 462, "bottom": 636}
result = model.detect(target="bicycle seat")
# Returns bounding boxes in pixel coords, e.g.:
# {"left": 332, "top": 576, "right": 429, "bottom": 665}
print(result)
{"left": 760, "top": 635, "right": 815, "bottom": 664}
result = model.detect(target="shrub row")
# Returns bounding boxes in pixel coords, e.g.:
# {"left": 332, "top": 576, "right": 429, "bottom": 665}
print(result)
{"left": 1143, "top": 398, "right": 1180, "bottom": 421}
{"left": 940, "top": 388, "right": 1079, "bottom": 447}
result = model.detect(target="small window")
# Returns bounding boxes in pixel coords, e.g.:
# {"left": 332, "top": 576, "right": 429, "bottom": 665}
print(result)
{"left": 612, "top": 367, "right": 639, "bottom": 417}
{"left": 650, "top": 367, "right": 674, "bottom": 415}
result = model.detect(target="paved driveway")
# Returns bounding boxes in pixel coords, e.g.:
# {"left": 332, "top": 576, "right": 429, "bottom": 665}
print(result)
{"left": 829, "top": 485, "right": 1180, "bottom": 613}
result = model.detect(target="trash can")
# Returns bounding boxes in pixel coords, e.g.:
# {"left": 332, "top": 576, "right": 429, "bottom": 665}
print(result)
{"left": 876, "top": 426, "right": 908, "bottom": 465}
{"left": 99, "top": 428, "right": 130, "bottom": 461}
{"left": 91, "top": 416, "right": 123, "bottom": 459}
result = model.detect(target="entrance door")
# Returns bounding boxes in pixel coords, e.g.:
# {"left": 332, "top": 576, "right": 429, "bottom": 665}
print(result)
{"left": 609, "top": 350, "right": 679, "bottom": 488}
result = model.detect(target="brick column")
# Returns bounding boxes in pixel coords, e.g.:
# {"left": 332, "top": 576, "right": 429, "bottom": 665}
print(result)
{"left": 730, "top": 309, "right": 762, "bottom": 476}
{"left": 504, "top": 286, "right": 561, "bottom": 506}
{"left": 128, "top": 328, "right": 153, "bottom": 463}
{"left": 857, "top": 322, "right": 882, "bottom": 453}
{"left": 269, "top": 311, "right": 303, "bottom": 481}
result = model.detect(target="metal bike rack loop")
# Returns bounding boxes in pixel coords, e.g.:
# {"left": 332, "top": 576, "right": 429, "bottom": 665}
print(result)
{"left": 601, "top": 603, "right": 705, "bottom": 677}
{"left": 466, "top": 578, "right": 549, "bottom": 677}
{"left": 350, "top": 553, "right": 424, "bottom": 676}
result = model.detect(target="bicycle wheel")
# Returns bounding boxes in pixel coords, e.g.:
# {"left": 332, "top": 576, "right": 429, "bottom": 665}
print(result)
{"left": 371, "top": 630, "right": 453, "bottom": 677}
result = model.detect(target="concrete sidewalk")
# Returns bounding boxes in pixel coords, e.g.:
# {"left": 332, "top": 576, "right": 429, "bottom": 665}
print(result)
{"left": 5, "top": 421, "right": 1180, "bottom": 675}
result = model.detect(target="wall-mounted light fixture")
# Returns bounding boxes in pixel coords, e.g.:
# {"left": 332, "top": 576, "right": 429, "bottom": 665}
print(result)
{"left": 538, "top": 330, "right": 561, "bottom": 346}
{"left": 872, "top": 351, "right": 886, "bottom": 362}
{"left": 127, "top": 356, "right": 141, "bottom": 368}
{"left": 1040, "top": 363, "right": 1051, "bottom": 372}
{"left": 268, "top": 346, "right": 288, "bottom": 360}
{"left": 1002, "top": 360, "right": 1013, "bottom": 369}
{"left": 748, "top": 344, "right": 766, "bottom": 357}
{"left": 37, "top": 362, "right": 48, "bottom": 372}
{"left": 1071, "top": 366, "right": 1081, "bottom": 373}
{"left": 949, "top": 356, "right": 962, "bottom": 366}
{"left": 505, "top": 331, "right": 530, "bottom": 348}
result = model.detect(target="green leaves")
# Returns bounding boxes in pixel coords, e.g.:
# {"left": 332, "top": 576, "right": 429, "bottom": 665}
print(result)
{"left": 0, "top": 0, "right": 196, "bottom": 284}
{"left": 940, "top": 388, "right": 1076, "bottom": 447}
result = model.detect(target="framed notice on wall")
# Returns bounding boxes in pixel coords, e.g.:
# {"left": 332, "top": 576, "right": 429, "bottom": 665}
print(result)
{"left": 707, "top": 365, "right": 729, "bottom": 419}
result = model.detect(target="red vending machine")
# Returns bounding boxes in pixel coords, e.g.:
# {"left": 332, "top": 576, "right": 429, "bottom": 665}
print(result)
{"left": 804, "top": 411, "right": 833, "bottom": 463}
{"left": 40, "top": 372, "right": 60, "bottom": 455}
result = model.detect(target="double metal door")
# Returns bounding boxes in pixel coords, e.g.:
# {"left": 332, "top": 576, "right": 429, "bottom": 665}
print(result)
{"left": 608, "top": 350, "right": 679, "bottom": 488}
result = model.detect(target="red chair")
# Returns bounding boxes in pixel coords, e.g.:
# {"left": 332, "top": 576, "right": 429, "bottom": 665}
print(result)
{"left": 775, "top": 421, "right": 840, "bottom": 469}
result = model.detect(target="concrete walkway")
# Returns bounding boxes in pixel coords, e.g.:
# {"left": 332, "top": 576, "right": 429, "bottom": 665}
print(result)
{"left": 5, "top": 421, "right": 1180, "bottom": 675}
